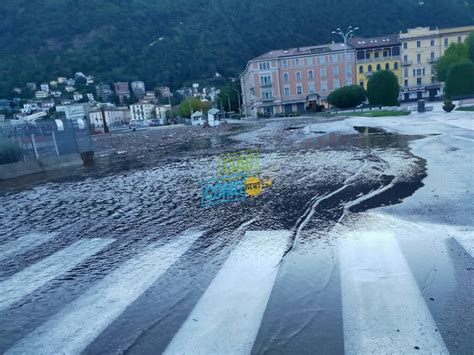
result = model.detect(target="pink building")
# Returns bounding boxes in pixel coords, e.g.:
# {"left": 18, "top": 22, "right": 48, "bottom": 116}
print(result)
{"left": 240, "top": 43, "right": 356, "bottom": 118}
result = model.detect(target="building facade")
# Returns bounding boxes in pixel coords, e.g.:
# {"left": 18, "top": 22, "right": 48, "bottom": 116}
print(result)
{"left": 241, "top": 43, "right": 356, "bottom": 117}
{"left": 350, "top": 34, "right": 401, "bottom": 90}
{"left": 89, "top": 108, "right": 130, "bottom": 128}
{"left": 399, "top": 25, "right": 474, "bottom": 101}
{"left": 114, "top": 82, "right": 131, "bottom": 103}
{"left": 131, "top": 81, "right": 146, "bottom": 99}
{"left": 130, "top": 103, "right": 155, "bottom": 121}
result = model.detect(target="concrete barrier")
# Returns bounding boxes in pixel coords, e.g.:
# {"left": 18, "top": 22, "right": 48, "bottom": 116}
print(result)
{"left": 0, "top": 153, "right": 84, "bottom": 180}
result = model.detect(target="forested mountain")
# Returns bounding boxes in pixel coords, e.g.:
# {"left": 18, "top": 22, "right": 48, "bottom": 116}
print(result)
{"left": 0, "top": 0, "right": 473, "bottom": 96}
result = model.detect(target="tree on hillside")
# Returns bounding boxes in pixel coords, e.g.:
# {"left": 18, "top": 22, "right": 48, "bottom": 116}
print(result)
{"left": 327, "top": 85, "right": 366, "bottom": 109}
{"left": 367, "top": 70, "right": 400, "bottom": 106}
{"left": 435, "top": 42, "right": 468, "bottom": 82}
{"left": 217, "top": 84, "right": 241, "bottom": 112}
{"left": 444, "top": 60, "right": 474, "bottom": 99}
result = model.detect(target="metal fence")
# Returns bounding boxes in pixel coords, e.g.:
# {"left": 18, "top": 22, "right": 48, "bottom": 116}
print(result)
{"left": 0, "top": 119, "right": 93, "bottom": 165}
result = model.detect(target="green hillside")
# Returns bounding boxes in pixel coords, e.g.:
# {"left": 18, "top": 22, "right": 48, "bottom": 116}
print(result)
{"left": 0, "top": 0, "right": 473, "bottom": 96}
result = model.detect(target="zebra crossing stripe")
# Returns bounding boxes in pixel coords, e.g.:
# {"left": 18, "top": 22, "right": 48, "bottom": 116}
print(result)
{"left": 339, "top": 231, "right": 449, "bottom": 354}
{"left": 164, "top": 230, "right": 290, "bottom": 355}
{"left": 6, "top": 231, "right": 202, "bottom": 355}
{"left": 0, "top": 232, "right": 58, "bottom": 262}
{"left": 453, "top": 235, "right": 474, "bottom": 258}
{"left": 0, "top": 238, "right": 114, "bottom": 312}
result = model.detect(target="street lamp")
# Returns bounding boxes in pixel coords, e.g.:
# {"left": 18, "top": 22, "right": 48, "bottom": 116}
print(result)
{"left": 331, "top": 26, "right": 359, "bottom": 85}
{"left": 231, "top": 87, "right": 242, "bottom": 115}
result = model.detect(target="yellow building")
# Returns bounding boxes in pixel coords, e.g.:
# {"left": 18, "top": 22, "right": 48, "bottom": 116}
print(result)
{"left": 350, "top": 34, "right": 402, "bottom": 91}
{"left": 399, "top": 25, "right": 474, "bottom": 101}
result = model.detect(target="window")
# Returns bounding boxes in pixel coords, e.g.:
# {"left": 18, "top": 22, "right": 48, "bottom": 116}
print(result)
{"left": 306, "top": 57, "right": 313, "bottom": 65}
{"left": 417, "top": 40, "right": 421, "bottom": 48}
{"left": 403, "top": 42, "right": 408, "bottom": 49}
{"left": 431, "top": 52, "right": 435, "bottom": 60}
{"left": 331, "top": 54, "right": 339, "bottom": 63}
{"left": 458, "top": 36, "right": 462, "bottom": 43}
{"left": 293, "top": 58, "right": 300, "bottom": 67}
{"left": 295, "top": 72, "right": 301, "bottom": 81}
{"left": 413, "top": 69, "right": 416, "bottom": 76}
{"left": 404, "top": 79, "right": 408, "bottom": 87}
{"left": 346, "top": 65, "right": 352, "bottom": 75}
{"left": 417, "top": 54, "right": 421, "bottom": 64}
{"left": 309, "top": 83, "right": 316, "bottom": 94}
{"left": 366, "top": 52, "right": 371, "bottom": 59}
{"left": 282, "top": 60, "right": 288, "bottom": 68}
{"left": 394, "top": 62, "right": 399, "bottom": 70}
{"left": 359, "top": 81, "right": 364, "bottom": 88}
{"left": 262, "top": 91, "right": 273, "bottom": 99}
{"left": 417, "top": 77, "right": 422, "bottom": 85}
{"left": 283, "top": 73, "right": 289, "bottom": 82}
{"left": 284, "top": 87, "right": 290, "bottom": 96}
{"left": 403, "top": 55, "right": 408, "bottom": 62}
{"left": 320, "top": 67, "right": 327, "bottom": 78}
{"left": 383, "top": 50, "right": 389, "bottom": 58}
{"left": 260, "top": 75, "right": 272, "bottom": 86}
{"left": 368, "top": 64, "right": 373, "bottom": 72}
{"left": 385, "top": 63, "right": 390, "bottom": 70}
{"left": 392, "top": 47, "right": 400, "bottom": 56}
{"left": 431, "top": 39, "right": 435, "bottom": 46}
{"left": 259, "top": 62, "right": 271, "bottom": 70}
{"left": 333, "top": 79, "right": 340, "bottom": 89}
{"left": 296, "top": 85, "right": 303, "bottom": 95}
{"left": 345, "top": 77, "right": 353, "bottom": 85}
{"left": 333, "top": 66, "right": 339, "bottom": 78}
{"left": 321, "top": 80, "right": 328, "bottom": 92}
{"left": 357, "top": 51, "right": 365, "bottom": 60}
{"left": 422, "top": 68, "right": 425, "bottom": 75}
{"left": 359, "top": 66, "right": 364, "bottom": 74}
{"left": 376, "top": 64, "right": 381, "bottom": 71}
{"left": 444, "top": 38, "right": 449, "bottom": 47}
{"left": 416, "top": 68, "right": 422, "bottom": 76}
{"left": 308, "top": 70, "right": 314, "bottom": 80}
{"left": 319, "top": 55, "right": 326, "bottom": 64}
{"left": 374, "top": 51, "right": 380, "bottom": 59}
{"left": 404, "top": 68, "right": 409, "bottom": 77}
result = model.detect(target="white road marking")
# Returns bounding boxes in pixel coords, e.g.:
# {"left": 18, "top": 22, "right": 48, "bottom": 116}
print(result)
{"left": 0, "top": 238, "right": 114, "bottom": 312}
{"left": 339, "top": 231, "right": 449, "bottom": 354}
{"left": 0, "top": 232, "right": 57, "bottom": 262}
{"left": 164, "top": 230, "right": 290, "bottom": 355}
{"left": 6, "top": 231, "right": 202, "bottom": 355}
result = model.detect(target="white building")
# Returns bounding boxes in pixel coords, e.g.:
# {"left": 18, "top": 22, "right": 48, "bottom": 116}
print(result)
{"left": 156, "top": 104, "right": 171, "bottom": 125}
{"left": 65, "top": 86, "right": 75, "bottom": 93}
{"left": 56, "top": 103, "right": 91, "bottom": 121}
{"left": 191, "top": 111, "right": 205, "bottom": 126}
{"left": 130, "top": 103, "right": 155, "bottom": 121}
{"left": 57, "top": 77, "right": 67, "bottom": 84}
{"left": 89, "top": 108, "right": 130, "bottom": 129}
{"left": 207, "top": 108, "right": 222, "bottom": 127}
{"left": 35, "top": 90, "right": 49, "bottom": 99}
{"left": 73, "top": 92, "right": 84, "bottom": 101}
{"left": 40, "top": 83, "right": 50, "bottom": 92}
{"left": 131, "top": 81, "right": 146, "bottom": 99}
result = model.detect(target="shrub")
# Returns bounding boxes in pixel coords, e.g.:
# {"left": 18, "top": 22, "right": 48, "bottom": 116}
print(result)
{"left": 367, "top": 70, "right": 400, "bottom": 106}
{"left": 327, "top": 85, "right": 366, "bottom": 109}
{"left": 0, "top": 138, "right": 23, "bottom": 164}
{"left": 442, "top": 100, "right": 456, "bottom": 113}
{"left": 445, "top": 60, "right": 474, "bottom": 99}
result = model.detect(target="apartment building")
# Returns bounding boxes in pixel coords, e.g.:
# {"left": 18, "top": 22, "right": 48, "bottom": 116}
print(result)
{"left": 350, "top": 34, "right": 402, "bottom": 90}
{"left": 131, "top": 81, "right": 146, "bottom": 99}
{"left": 399, "top": 25, "right": 474, "bottom": 101}
{"left": 89, "top": 107, "right": 130, "bottom": 128}
{"left": 241, "top": 43, "right": 356, "bottom": 117}
{"left": 130, "top": 102, "right": 155, "bottom": 121}
{"left": 114, "top": 82, "right": 131, "bottom": 103}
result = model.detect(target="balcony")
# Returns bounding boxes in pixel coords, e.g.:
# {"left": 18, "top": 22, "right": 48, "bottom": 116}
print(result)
{"left": 365, "top": 71, "right": 373, "bottom": 78}
{"left": 402, "top": 60, "right": 412, "bottom": 66}
{"left": 260, "top": 82, "right": 273, "bottom": 88}
{"left": 357, "top": 56, "right": 401, "bottom": 63}
{"left": 428, "top": 57, "right": 438, "bottom": 64}
{"left": 262, "top": 97, "right": 274, "bottom": 102}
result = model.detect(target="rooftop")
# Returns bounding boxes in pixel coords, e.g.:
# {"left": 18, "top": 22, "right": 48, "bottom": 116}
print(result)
{"left": 252, "top": 42, "right": 350, "bottom": 61}
{"left": 348, "top": 34, "right": 400, "bottom": 49}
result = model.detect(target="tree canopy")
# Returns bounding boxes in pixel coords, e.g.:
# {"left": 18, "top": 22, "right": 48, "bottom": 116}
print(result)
{"left": 444, "top": 60, "right": 474, "bottom": 99}
{"left": 435, "top": 42, "right": 468, "bottom": 82}
{"left": 367, "top": 70, "right": 400, "bottom": 106}
{"left": 327, "top": 85, "right": 366, "bottom": 109}
{"left": 178, "top": 97, "right": 211, "bottom": 117}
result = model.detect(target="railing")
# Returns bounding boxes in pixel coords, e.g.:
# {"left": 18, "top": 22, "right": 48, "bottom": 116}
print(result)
{"left": 402, "top": 60, "right": 412, "bottom": 66}
{"left": 428, "top": 57, "right": 438, "bottom": 64}
{"left": 365, "top": 71, "right": 373, "bottom": 78}
{"left": 357, "top": 56, "right": 401, "bottom": 63}
{"left": 260, "top": 82, "right": 273, "bottom": 88}
{"left": 262, "top": 97, "right": 275, "bottom": 102}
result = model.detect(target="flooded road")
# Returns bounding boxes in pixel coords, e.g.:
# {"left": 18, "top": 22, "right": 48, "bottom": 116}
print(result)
{"left": 0, "top": 113, "right": 472, "bottom": 354}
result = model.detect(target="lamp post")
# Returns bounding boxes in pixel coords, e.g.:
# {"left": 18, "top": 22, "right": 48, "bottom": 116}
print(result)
{"left": 224, "top": 93, "right": 232, "bottom": 114}
{"left": 231, "top": 87, "right": 242, "bottom": 115}
{"left": 331, "top": 26, "right": 359, "bottom": 85}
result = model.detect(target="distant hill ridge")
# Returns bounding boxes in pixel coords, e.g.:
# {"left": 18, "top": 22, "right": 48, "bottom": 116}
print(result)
{"left": 0, "top": 0, "right": 472, "bottom": 95}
